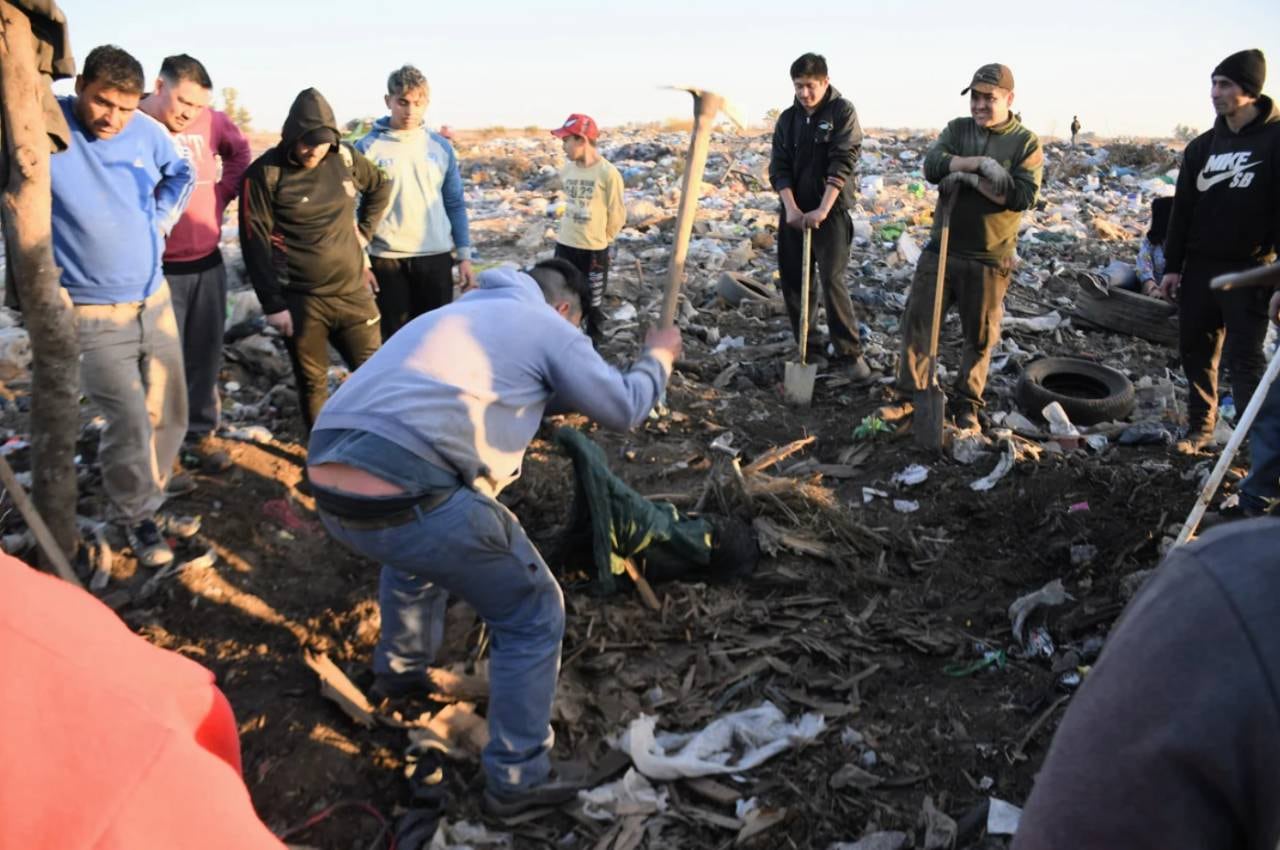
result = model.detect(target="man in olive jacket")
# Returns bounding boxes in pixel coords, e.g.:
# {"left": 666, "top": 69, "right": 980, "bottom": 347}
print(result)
{"left": 880, "top": 63, "right": 1043, "bottom": 431}
{"left": 769, "top": 52, "right": 869, "bottom": 379}
{"left": 240, "top": 87, "right": 392, "bottom": 430}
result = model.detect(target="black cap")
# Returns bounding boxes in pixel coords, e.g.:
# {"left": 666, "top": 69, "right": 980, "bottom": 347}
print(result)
{"left": 962, "top": 63, "right": 1015, "bottom": 95}
{"left": 300, "top": 126, "right": 338, "bottom": 146}
{"left": 1213, "top": 49, "right": 1266, "bottom": 98}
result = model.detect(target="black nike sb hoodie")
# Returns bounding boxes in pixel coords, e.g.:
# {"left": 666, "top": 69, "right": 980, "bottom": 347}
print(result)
{"left": 1165, "top": 95, "right": 1280, "bottom": 272}
{"left": 239, "top": 88, "right": 391, "bottom": 315}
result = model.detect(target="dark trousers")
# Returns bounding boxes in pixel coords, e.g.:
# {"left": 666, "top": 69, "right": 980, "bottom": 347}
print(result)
{"left": 554, "top": 243, "right": 610, "bottom": 308}
{"left": 284, "top": 288, "right": 382, "bottom": 431}
{"left": 896, "top": 251, "right": 1011, "bottom": 410}
{"left": 371, "top": 253, "right": 454, "bottom": 341}
{"left": 168, "top": 262, "right": 227, "bottom": 436}
{"left": 776, "top": 210, "right": 860, "bottom": 358}
{"left": 1178, "top": 255, "right": 1270, "bottom": 432}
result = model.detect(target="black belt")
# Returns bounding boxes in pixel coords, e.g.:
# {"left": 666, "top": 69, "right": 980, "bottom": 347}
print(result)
{"left": 315, "top": 485, "right": 458, "bottom": 530}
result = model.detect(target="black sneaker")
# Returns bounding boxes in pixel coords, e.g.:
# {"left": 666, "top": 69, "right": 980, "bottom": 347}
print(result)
{"left": 126, "top": 519, "right": 174, "bottom": 569}
{"left": 483, "top": 761, "right": 591, "bottom": 817}
{"left": 953, "top": 408, "right": 981, "bottom": 432}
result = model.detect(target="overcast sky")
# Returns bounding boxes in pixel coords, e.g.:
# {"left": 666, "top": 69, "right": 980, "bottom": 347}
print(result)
{"left": 58, "top": 0, "right": 1279, "bottom": 140}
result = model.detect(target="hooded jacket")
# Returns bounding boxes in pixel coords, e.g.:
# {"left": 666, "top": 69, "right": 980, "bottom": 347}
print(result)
{"left": 769, "top": 85, "right": 862, "bottom": 213}
{"left": 312, "top": 266, "right": 670, "bottom": 497}
{"left": 1166, "top": 95, "right": 1280, "bottom": 272}
{"left": 354, "top": 117, "right": 472, "bottom": 260}
{"left": 239, "top": 88, "right": 392, "bottom": 314}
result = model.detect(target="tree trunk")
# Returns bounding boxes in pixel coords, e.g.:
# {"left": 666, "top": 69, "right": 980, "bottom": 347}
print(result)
{"left": 0, "top": 0, "right": 80, "bottom": 566}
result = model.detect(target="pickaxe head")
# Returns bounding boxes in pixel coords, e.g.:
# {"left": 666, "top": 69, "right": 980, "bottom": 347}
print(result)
{"left": 664, "top": 85, "right": 744, "bottom": 129}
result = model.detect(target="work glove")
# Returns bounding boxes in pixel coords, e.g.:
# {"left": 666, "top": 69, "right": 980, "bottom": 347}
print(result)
{"left": 938, "top": 172, "right": 979, "bottom": 195}
{"left": 975, "top": 157, "right": 1014, "bottom": 196}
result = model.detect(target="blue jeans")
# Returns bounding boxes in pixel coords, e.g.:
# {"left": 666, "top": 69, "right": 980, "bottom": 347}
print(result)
{"left": 318, "top": 487, "right": 565, "bottom": 793}
{"left": 1241, "top": 373, "right": 1280, "bottom": 512}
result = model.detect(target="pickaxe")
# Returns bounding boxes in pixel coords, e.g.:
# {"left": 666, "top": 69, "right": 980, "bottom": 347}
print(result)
{"left": 658, "top": 87, "right": 744, "bottom": 328}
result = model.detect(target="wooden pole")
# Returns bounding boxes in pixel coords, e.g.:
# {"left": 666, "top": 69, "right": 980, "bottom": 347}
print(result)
{"left": 0, "top": 0, "right": 81, "bottom": 570}
{"left": 659, "top": 90, "right": 723, "bottom": 328}
{"left": 0, "top": 452, "right": 80, "bottom": 585}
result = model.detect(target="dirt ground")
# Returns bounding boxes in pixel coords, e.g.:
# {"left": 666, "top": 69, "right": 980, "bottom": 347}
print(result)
{"left": 3, "top": 133, "right": 1224, "bottom": 849}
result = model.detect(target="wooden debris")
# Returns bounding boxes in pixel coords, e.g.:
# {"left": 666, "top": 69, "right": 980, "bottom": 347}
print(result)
{"left": 623, "top": 558, "right": 662, "bottom": 611}
{"left": 736, "top": 806, "right": 789, "bottom": 845}
{"left": 683, "top": 777, "right": 743, "bottom": 807}
{"left": 409, "top": 701, "right": 489, "bottom": 759}
{"left": 303, "top": 651, "right": 376, "bottom": 728}
{"left": 742, "top": 436, "right": 816, "bottom": 476}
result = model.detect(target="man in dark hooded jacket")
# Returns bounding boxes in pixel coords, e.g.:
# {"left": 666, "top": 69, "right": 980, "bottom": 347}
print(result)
{"left": 768, "top": 52, "right": 869, "bottom": 379}
{"left": 1161, "top": 49, "right": 1280, "bottom": 456}
{"left": 240, "top": 88, "right": 392, "bottom": 430}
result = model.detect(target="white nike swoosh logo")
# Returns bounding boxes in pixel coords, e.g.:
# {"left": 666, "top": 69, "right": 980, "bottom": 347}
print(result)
{"left": 1197, "top": 161, "right": 1260, "bottom": 191}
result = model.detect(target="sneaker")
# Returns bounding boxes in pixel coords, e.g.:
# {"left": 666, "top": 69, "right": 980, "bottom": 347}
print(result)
{"left": 158, "top": 513, "right": 202, "bottom": 540}
{"left": 877, "top": 399, "right": 914, "bottom": 422}
{"left": 126, "top": 519, "right": 174, "bottom": 569}
{"left": 482, "top": 761, "right": 591, "bottom": 817}
{"left": 166, "top": 471, "right": 198, "bottom": 497}
{"left": 1174, "top": 429, "right": 1215, "bottom": 456}
{"left": 1199, "top": 501, "right": 1268, "bottom": 530}
{"left": 187, "top": 434, "right": 232, "bottom": 473}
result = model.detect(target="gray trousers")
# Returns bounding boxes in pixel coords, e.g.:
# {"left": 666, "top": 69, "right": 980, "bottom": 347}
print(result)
{"left": 168, "top": 263, "right": 227, "bottom": 436}
{"left": 75, "top": 282, "right": 188, "bottom": 523}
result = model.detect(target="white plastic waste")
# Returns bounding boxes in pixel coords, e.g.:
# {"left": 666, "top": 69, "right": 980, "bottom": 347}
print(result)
{"left": 617, "top": 702, "right": 825, "bottom": 780}
{"left": 578, "top": 768, "right": 668, "bottom": 820}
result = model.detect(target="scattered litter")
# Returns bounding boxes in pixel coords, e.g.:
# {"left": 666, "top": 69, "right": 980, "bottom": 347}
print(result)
{"left": 986, "top": 798, "right": 1023, "bottom": 835}
{"left": 224, "top": 425, "right": 274, "bottom": 443}
{"left": 1070, "top": 544, "right": 1098, "bottom": 566}
{"left": 828, "top": 831, "right": 908, "bottom": 850}
{"left": 951, "top": 431, "right": 993, "bottom": 464}
{"left": 841, "top": 727, "right": 865, "bottom": 748}
{"left": 616, "top": 702, "right": 825, "bottom": 780}
{"left": 713, "top": 335, "right": 746, "bottom": 354}
{"left": 920, "top": 796, "right": 957, "bottom": 850}
{"left": 429, "top": 819, "right": 511, "bottom": 848}
{"left": 1002, "top": 311, "right": 1064, "bottom": 333}
{"left": 1068, "top": 501, "right": 1090, "bottom": 513}
{"left": 970, "top": 440, "right": 1016, "bottom": 491}
{"left": 1009, "top": 578, "right": 1073, "bottom": 644}
{"left": 829, "top": 762, "right": 881, "bottom": 790}
{"left": 1119, "top": 421, "right": 1173, "bottom": 445}
{"left": 710, "top": 432, "right": 740, "bottom": 457}
{"left": 891, "top": 464, "right": 929, "bottom": 487}
{"left": 861, "top": 487, "right": 889, "bottom": 504}
{"left": 579, "top": 768, "right": 668, "bottom": 820}
{"left": 892, "top": 499, "right": 919, "bottom": 513}
{"left": 611, "top": 303, "right": 638, "bottom": 322}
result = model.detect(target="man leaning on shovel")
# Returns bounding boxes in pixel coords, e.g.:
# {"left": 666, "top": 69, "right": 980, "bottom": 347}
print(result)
{"left": 769, "top": 52, "right": 870, "bottom": 380}
{"left": 878, "top": 63, "right": 1043, "bottom": 432}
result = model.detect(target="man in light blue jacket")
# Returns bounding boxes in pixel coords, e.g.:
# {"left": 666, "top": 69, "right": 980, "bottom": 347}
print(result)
{"left": 51, "top": 45, "right": 195, "bottom": 569}
{"left": 355, "top": 65, "right": 473, "bottom": 340}
{"left": 306, "top": 259, "right": 680, "bottom": 815}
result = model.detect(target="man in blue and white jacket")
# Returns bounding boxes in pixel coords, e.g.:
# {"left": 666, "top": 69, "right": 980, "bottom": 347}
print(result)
{"left": 355, "top": 65, "right": 473, "bottom": 340}
{"left": 51, "top": 45, "right": 195, "bottom": 568}
{"left": 306, "top": 259, "right": 680, "bottom": 815}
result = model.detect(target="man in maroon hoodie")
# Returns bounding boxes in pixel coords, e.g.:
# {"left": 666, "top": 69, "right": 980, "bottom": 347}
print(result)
{"left": 141, "top": 54, "right": 251, "bottom": 473}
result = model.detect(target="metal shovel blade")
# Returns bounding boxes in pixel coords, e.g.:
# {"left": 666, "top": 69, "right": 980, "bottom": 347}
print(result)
{"left": 913, "top": 385, "right": 946, "bottom": 449}
{"left": 784, "top": 227, "right": 817, "bottom": 406}
{"left": 784, "top": 361, "right": 818, "bottom": 406}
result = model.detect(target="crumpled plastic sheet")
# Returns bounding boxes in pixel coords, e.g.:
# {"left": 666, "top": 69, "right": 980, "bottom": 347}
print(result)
{"left": 578, "top": 768, "right": 668, "bottom": 820}
{"left": 828, "top": 831, "right": 908, "bottom": 850}
{"left": 618, "top": 702, "right": 826, "bottom": 780}
{"left": 1008, "top": 578, "right": 1073, "bottom": 644}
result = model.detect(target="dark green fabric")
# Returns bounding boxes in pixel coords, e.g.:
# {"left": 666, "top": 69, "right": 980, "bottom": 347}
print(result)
{"left": 923, "top": 116, "right": 1043, "bottom": 266}
{"left": 555, "top": 427, "right": 713, "bottom": 592}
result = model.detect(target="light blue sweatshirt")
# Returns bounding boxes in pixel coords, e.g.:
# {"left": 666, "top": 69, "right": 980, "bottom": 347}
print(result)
{"left": 313, "top": 267, "right": 669, "bottom": 496}
{"left": 354, "top": 118, "right": 472, "bottom": 260}
{"left": 50, "top": 97, "right": 195, "bottom": 305}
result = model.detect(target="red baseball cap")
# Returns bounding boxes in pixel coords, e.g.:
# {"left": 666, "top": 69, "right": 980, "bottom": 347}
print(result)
{"left": 551, "top": 113, "right": 599, "bottom": 141}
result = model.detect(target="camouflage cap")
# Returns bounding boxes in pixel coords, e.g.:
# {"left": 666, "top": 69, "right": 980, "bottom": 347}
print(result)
{"left": 961, "top": 63, "right": 1015, "bottom": 95}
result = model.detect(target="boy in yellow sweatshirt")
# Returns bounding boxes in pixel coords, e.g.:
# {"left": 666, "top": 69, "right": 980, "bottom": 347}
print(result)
{"left": 552, "top": 113, "right": 624, "bottom": 321}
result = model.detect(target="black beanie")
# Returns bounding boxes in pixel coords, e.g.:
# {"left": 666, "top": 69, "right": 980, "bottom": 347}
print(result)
{"left": 1214, "top": 49, "right": 1266, "bottom": 98}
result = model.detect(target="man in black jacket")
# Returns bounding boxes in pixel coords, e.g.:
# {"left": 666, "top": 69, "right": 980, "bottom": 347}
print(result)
{"left": 768, "top": 53, "right": 869, "bottom": 380}
{"left": 240, "top": 88, "right": 392, "bottom": 431}
{"left": 1160, "top": 49, "right": 1280, "bottom": 455}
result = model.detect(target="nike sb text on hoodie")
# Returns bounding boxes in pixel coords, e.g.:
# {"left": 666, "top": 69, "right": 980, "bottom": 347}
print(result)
{"left": 1165, "top": 95, "right": 1280, "bottom": 271}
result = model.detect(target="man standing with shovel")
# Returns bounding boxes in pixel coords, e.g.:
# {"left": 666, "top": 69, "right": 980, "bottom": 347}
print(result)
{"left": 769, "top": 53, "right": 869, "bottom": 381}
{"left": 879, "top": 63, "right": 1043, "bottom": 433}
